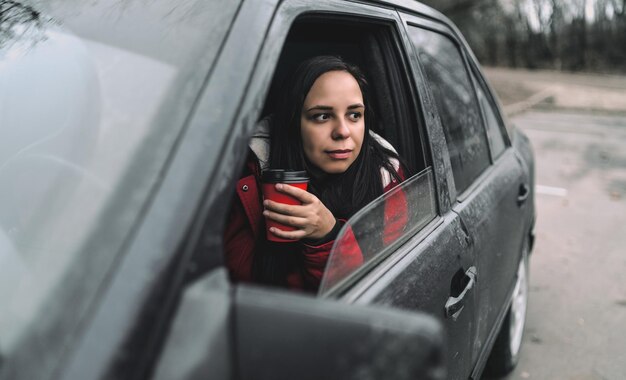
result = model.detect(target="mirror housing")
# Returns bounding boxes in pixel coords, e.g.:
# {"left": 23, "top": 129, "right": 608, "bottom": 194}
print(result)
{"left": 154, "top": 270, "right": 445, "bottom": 380}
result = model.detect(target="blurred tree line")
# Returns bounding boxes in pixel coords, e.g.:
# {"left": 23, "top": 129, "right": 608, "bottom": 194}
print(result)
{"left": 421, "top": 0, "right": 626, "bottom": 72}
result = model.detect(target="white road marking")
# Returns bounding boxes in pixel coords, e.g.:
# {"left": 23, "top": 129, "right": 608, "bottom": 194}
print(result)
{"left": 536, "top": 185, "right": 568, "bottom": 197}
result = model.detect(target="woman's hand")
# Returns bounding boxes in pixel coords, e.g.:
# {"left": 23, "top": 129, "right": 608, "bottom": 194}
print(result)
{"left": 263, "top": 183, "right": 336, "bottom": 241}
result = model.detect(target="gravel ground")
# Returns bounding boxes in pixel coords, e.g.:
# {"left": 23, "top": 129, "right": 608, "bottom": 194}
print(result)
{"left": 483, "top": 67, "right": 626, "bottom": 116}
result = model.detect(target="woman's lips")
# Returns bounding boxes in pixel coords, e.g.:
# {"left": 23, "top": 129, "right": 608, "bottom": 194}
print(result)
{"left": 326, "top": 149, "right": 352, "bottom": 159}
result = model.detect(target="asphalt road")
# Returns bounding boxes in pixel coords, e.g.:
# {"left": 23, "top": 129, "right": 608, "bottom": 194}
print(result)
{"left": 494, "top": 110, "right": 626, "bottom": 380}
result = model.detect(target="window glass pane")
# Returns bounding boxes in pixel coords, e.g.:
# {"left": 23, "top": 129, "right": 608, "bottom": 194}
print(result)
{"left": 408, "top": 27, "right": 489, "bottom": 194}
{"left": 474, "top": 77, "right": 506, "bottom": 158}
{"left": 319, "top": 169, "right": 436, "bottom": 295}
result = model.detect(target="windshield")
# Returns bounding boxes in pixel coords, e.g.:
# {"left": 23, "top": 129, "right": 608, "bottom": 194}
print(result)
{"left": 0, "top": 0, "right": 239, "bottom": 376}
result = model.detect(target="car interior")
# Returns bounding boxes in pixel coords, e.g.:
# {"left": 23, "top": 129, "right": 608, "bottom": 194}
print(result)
{"left": 260, "top": 16, "right": 429, "bottom": 175}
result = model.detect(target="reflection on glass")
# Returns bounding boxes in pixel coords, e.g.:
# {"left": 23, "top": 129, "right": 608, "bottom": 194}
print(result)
{"left": 0, "top": 0, "right": 240, "bottom": 374}
{"left": 319, "top": 169, "right": 436, "bottom": 295}
{"left": 0, "top": 16, "right": 103, "bottom": 354}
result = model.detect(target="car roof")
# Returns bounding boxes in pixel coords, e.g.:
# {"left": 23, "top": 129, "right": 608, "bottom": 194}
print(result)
{"left": 373, "top": 0, "right": 448, "bottom": 20}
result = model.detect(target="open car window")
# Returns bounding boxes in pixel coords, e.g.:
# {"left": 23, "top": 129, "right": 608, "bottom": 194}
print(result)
{"left": 260, "top": 17, "right": 428, "bottom": 174}
{"left": 319, "top": 169, "right": 436, "bottom": 295}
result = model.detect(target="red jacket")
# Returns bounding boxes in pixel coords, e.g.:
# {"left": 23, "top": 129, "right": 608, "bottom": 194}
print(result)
{"left": 223, "top": 155, "right": 406, "bottom": 291}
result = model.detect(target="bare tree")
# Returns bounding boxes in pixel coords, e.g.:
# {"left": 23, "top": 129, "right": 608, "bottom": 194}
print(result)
{"left": 0, "top": 0, "right": 50, "bottom": 49}
{"left": 548, "top": 0, "right": 564, "bottom": 68}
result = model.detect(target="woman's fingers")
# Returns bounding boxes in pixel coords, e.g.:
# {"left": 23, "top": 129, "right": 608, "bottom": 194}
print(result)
{"left": 263, "top": 209, "right": 308, "bottom": 227}
{"left": 263, "top": 199, "right": 304, "bottom": 216}
{"left": 275, "top": 183, "right": 315, "bottom": 203}
{"left": 269, "top": 226, "right": 307, "bottom": 240}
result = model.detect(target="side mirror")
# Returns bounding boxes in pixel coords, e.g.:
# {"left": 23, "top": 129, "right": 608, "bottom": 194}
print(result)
{"left": 154, "top": 270, "right": 445, "bottom": 380}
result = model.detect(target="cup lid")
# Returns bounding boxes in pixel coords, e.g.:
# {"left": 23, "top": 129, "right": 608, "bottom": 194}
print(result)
{"left": 262, "top": 169, "right": 309, "bottom": 183}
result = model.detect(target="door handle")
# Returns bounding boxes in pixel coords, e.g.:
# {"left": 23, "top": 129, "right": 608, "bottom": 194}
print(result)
{"left": 517, "top": 183, "right": 530, "bottom": 206}
{"left": 445, "top": 267, "right": 477, "bottom": 321}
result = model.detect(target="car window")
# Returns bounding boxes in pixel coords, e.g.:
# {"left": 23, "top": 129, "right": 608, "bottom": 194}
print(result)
{"left": 0, "top": 0, "right": 239, "bottom": 374}
{"left": 221, "top": 13, "right": 434, "bottom": 294}
{"left": 473, "top": 72, "right": 506, "bottom": 159}
{"left": 408, "top": 26, "right": 490, "bottom": 195}
{"left": 319, "top": 169, "right": 436, "bottom": 295}
{"left": 261, "top": 19, "right": 427, "bottom": 174}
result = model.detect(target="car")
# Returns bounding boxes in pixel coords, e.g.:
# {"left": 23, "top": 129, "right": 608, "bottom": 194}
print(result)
{"left": 0, "top": 0, "right": 535, "bottom": 379}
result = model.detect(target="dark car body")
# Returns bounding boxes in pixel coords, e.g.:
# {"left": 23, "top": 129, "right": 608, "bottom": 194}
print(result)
{"left": 0, "top": 0, "right": 535, "bottom": 379}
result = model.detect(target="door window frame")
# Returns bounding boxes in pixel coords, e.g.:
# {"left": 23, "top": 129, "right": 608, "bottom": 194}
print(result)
{"left": 201, "top": 0, "right": 450, "bottom": 297}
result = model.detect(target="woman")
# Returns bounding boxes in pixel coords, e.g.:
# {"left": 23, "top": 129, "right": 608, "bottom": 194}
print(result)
{"left": 224, "top": 55, "right": 406, "bottom": 291}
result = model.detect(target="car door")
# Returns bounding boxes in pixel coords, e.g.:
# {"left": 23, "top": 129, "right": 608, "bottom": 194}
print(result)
{"left": 399, "top": 13, "right": 531, "bottom": 375}
{"left": 306, "top": 6, "right": 481, "bottom": 380}
{"left": 321, "top": 173, "right": 478, "bottom": 380}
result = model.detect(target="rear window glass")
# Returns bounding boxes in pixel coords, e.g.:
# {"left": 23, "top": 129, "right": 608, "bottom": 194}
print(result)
{"left": 408, "top": 26, "right": 490, "bottom": 195}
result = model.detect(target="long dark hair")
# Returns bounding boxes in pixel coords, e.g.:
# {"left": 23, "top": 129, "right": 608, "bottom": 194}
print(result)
{"left": 255, "top": 56, "right": 403, "bottom": 289}
{"left": 269, "top": 55, "right": 402, "bottom": 219}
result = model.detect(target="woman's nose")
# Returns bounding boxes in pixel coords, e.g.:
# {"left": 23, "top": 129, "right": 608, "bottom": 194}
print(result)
{"left": 331, "top": 119, "right": 351, "bottom": 140}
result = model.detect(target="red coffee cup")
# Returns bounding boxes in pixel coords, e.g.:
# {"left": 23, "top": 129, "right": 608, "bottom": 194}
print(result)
{"left": 261, "top": 169, "right": 309, "bottom": 242}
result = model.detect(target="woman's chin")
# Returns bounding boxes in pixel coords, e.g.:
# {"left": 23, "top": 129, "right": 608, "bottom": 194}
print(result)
{"left": 319, "top": 161, "right": 353, "bottom": 174}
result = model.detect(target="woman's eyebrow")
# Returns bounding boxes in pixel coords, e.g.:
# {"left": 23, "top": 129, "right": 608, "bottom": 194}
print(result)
{"left": 305, "top": 104, "right": 365, "bottom": 112}
{"left": 305, "top": 105, "right": 333, "bottom": 112}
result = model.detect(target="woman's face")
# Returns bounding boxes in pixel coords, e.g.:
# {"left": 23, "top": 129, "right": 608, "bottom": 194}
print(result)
{"left": 300, "top": 70, "right": 365, "bottom": 174}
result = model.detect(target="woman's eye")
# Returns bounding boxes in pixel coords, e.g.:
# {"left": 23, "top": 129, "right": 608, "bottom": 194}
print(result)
{"left": 312, "top": 113, "right": 331, "bottom": 122}
{"left": 348, "top": 112, "right": 362, "bottom": 121}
